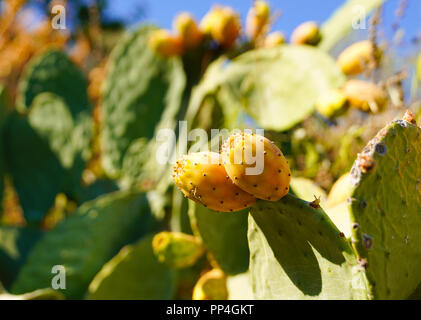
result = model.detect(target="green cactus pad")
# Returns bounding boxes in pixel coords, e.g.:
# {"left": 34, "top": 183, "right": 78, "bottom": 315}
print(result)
{"left": 4, "top": 93, "right": 92, "bottom": 223}
{"left": 186, "top": 46, "right": 344, "bottom": 132}
{"left": 0, "top": 226, "right": 43, "bottom": 289}
{"left": 347, "top": 119, "right": 421, "bottom": 299}
{"left": 87, "top": 234, "right": 176, "bottom": 299}
{"left": 11, "top": 190, "right": 156, "bottom": 299}
{"left": 320, "top": 0, "right": 385, "bottom": 51}
{"left": 188, "top": 201, "right": 249, "bottom": 275}
{"left": 101, "top": 25, "right": 185, "bottom": 178}
{"left": 17, "top": 50, "right": 91, "bottom": 116}
{"left": 248, "top": 194, "right": 369, "bottom": 299}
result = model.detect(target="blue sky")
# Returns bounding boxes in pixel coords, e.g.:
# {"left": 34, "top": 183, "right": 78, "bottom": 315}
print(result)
{"left": 103, "top": 0, "right": 421, "bottom": 46}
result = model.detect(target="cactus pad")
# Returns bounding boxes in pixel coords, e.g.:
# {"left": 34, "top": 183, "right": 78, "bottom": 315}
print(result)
{"left": 100, "top": 25, "right": 185, "bottom": 178}
{"left": 347, "top": 118, "right": 421, "bottom": 299}
{"left": 11, "top": 191, "right": 156, "bottom": 299}
{"left": 248, "top": 194, "right": 369, "bottom": 299}
{"left": 88, "top": 234, "right": 176, "bottom": 299}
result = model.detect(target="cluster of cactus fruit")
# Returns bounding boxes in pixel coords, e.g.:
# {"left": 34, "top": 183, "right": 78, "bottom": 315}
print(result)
{"left": 3, "top": 0, "right": 421, "bottom": 301}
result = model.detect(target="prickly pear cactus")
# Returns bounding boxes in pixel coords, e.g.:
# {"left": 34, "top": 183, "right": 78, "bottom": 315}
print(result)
{"left": 0, "top": 226, "right": 43, "bottom": 289}
{"left": 4, "top": 93, "right": 92, "bottom": 223}
{"left": 188, "top": 45, "right": 345, "bottom": 132}
{"left": 11, "top": 190, "right": 156, "bottom": 299}
{"left": 188, "top": 201, "right": 249, "bottom": 275}
{"left": 248, "top": 194, "right": 369, "bottom": 299}
{"left": 100, "top": 25, "right": 186, "bottom": 178}
{"left": 347, "top": 118, "right": 421, "bottom": 299}
{"left": 0, "top": 287, "right": 65, "bottom": 300}
{"left": 17, "top": 50, "right": 91, "bottom": 116}
{"left": 87, "top": 234, "right": 176, "bottom": 300}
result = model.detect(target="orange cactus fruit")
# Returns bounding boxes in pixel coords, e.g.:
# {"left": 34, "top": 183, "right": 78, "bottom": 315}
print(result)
{"left": 290, "top": 21, "right": 322, "bottom": 46}
{"left": 245, "top": 0, "right": 271, "bottom": 40}
{"left": 200, "top": 6, "right": 241, "bottom": 48}
{"left": 174, "top": 12, "right": 203, "bottom": 49}
{"left": 341, "top": 79, "right": 388, "bottom": 113}
{"left": 337, "top": 40, "right": 380, "bottom": 75}
{"left": 173, "top": 151, "right": 256, "bottom": 212}
{"left": 221, "top": 132, "right": 291, "bottom": 201}
{"left": 147, "top": 29, "right": 183, "bottom": 57}
{"left": 263, "top": 31, "right": 286, "bottom": 48}
{"left": 192, "top": 269, "right": 228, "bottom": 300}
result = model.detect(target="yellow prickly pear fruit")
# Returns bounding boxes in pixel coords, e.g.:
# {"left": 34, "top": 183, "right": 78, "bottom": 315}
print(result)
{"left": 192, "top": 269, "right": 228, "bottom": 300}
{"left": 246, "top": 0, "right": 271, "bottom": 40}
{"left": 290, "top": 21, "right": 322, "bottom": 46}
{"left": 148, "top": 29, "right": 183, "bottom": 57}
{"left": 337, "top": 40, "right": 380, "bottom": 75}
{"left": 174, "top": 12, "right": 203, "bottom": 49}
{"left": 342, "top": 79, "right": 387, "bottom": 113}
{"left": 315, "top": 89, "right": 349, "bottom": 118}
{"left": 173, "top": 152, "right": 256, "bottom": 212}
{"left": 221, "top": 132, "right": 291, "bottom": 201}
{"left": 152, "top": 231, "right": 205, "bottom": 269}
{"left": 263, "top": 31, "right": 286, "bottom": 48}
{"left": 200, "top": 6, "right": 241, "bottom": 48}
{"left": 326, "top": 173, "right": 352, "bottom": 209}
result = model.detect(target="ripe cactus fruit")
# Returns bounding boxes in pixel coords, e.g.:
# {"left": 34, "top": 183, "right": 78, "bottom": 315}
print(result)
{"left": 200, "top": 6, "right": 241, "bottom": 48}
{"left": 263, "top": 31, "right": 286, "bottom": 48}
{"left": 315, "top": 89, "right": 349, "bottom": 118}
{"left": 290, "top": 21, "right": 322, "bottom": 46}
{"left": 152, "top": 231, "right": 205, "bottom": 269}
{"left": 173, "top": 152, "right": 256, "bottom": 212}
{"left": 337, "top": 40, "right": 379, "bottom": 75}
{"left": 173, "top": 12, "right": 203, "bottom": 50}
{"left": 342, "top": 80, "right": 387, "bottom": 113}
{"left": 245, "top": 0, "right": 271, "bottom": 41}
{"left": 192, "top": 269, "right": 228, "bottom": 300}
{"left": 221, "top": 132, "right": 291, "bottom": 201}
{"left": 147, "top": 29, "right": 183, "bottom": 57}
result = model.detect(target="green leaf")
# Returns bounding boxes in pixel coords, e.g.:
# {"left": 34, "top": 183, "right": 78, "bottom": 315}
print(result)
{"left": 0, "top": 226, "right": 43, "bottom": 289}
{"left": 320, "top": 0, "right": 385, "bottom": 51}
{"left": 0, "top": 85, "right": 8, "bottom": 214}
{"left": 101, "top": 25, "right": 186, "bottom": 178}
{"left": 190, "top": 46, "right": 345, "bottom": 131}
{"left": 17, "top": 50, "right": 91, "bottom": 116}
{"left": 348, "top": 119, "right": 421, "bottom": 299}
{"left": 11, "top": 190, "right": 156, "bottom": 299}
{"left": 87, "top": 234, "right": 176, "bottom": 300}
{"left": 188, "top": 201, "right": 249, "bottom": 275}
{"left": 248, "top": 194, "right": 369, "bottom": 299}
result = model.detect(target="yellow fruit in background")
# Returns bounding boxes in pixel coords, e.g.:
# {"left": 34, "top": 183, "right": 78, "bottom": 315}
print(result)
{"left": 148, "top": 29, "right": 183, "bottom": 57}
{"left": 315, "top": 89, "right": 349, "bottom": 118}
{"left": 174, "top": 12, "right": 203, "bottom": 49}
{"left": 326, "top": 173, "right": 352, "bottom": 208}
{"left": 290, "top": 21, "right": 322, "bottom": 46}
{"left": 342, "top": 79, "right": 388, "bottom": 113}
{"left": 263, "top": 31, "right": 286, "bottom": 48}
{"left": 221, "top": 132, "right": 291, "bottom": 201}
{"left": 245, "top": 0, "right": 270, "bottom": 40}
{"left": 200, "top": 6, "right": 241, "bottom": 48}
{"left": 337, "top": 40, "right": 379, "bottom": 75}
{"left": 192, "top": 269, "right": 228, "bottom": 300}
